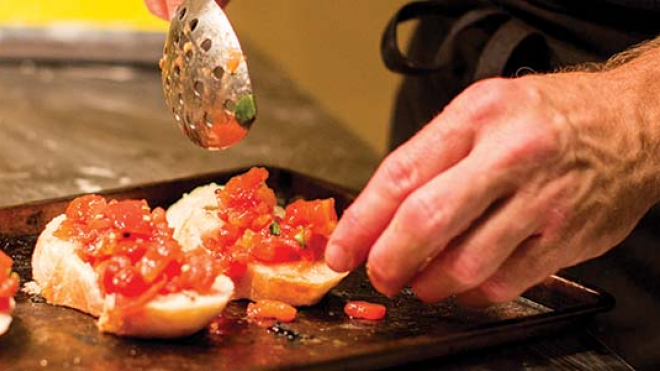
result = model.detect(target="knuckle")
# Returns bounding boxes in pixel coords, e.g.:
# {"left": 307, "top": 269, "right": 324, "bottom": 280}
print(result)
{"left": 339, "top": 205, "right": 366, "bottom": 232}
{"left": 377, "top": 152, "right": 420, "bottom": 199}
{"left": 399, "top": 192, "right": 447, "bottom": 237}
{"left": 451, "top": 78, "right": 520, "bottom": 124}
{"left": 515, "top": 122, "right": 564, "bottom": 162}
{"left": 443, "top": 255, "right": 487, "bottom": 289}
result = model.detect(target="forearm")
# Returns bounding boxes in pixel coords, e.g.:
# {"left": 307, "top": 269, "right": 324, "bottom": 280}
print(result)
{"left": 553, "top": 35, "right": 660, "bottom": 214}
{"left": 603, "top": 36, "right": 660, "bottom": 208}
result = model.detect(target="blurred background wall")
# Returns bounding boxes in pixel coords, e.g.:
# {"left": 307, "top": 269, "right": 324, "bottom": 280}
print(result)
{"left": 0, "top": 0, "right": 412, "bottom": 155}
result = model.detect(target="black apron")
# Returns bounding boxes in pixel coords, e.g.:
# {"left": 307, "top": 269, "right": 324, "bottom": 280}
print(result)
{"left": 383, "top": 0, "right": 660, "bottom": 149}
{"left": 380, "top": 2, "right": 660, "bottom": 369}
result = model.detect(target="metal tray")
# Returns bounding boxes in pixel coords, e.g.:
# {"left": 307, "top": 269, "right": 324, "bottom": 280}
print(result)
{"left": 0, "top": 166, "right": 615, "bottom": 371}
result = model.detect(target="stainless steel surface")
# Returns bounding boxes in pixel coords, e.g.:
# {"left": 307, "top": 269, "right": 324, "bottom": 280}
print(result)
{"left": 160, "top": 0, "right": 256, "bottom": 149}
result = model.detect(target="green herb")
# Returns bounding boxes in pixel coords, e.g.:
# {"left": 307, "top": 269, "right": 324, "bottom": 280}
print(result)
{"left": 294, "top": 228, "right": 307, "bottom": 248}
{"left": 235, "top": 94, "right": 257, "bottom": 127}
{"left": 269, "top": 221, "right": 281, "bottom": 236}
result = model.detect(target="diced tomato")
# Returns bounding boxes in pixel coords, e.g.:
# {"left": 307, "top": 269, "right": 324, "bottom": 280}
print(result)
{"left": 216, "top": 167, "right": 276, "bottom": 230}
{"left": 103, "top": 200, "right": 153, "bottom": 237}
{"left": 65, "top": 194, "right": 107, "bottom": 222}
{"left": 247, "top": 300, "right": 297, "bottom": 323}
{"left": 250, "top": 233, "right": 300, "bottom": 263}
{"left": 284, "top": 198, "right": 337, "bottom": 238}
{"left": 176, "top": 249, "right": 223, "bottom": 294}
{"left": 56, "top": 168, "right": 341, "bottom": 316}
{"left": 205, "top": 115, "right": 249, "bottom": 149}
{"left": 0, "top": 250, "right": 18, "bottom": 307}
{"left": 204, "top": 168, "right": 339, "bottom": 274}
{"left": 0, "top": 272, "right": 18, "bottom": 299}
{"left": 56, "top": 194, "right": 223, "bottom": 316}
{"left": 0, "top": 249, "right": 13, "bottom": 270}
{"left": 97, "top": 256, "right": 149, "bottom": 298}
{"left": 344, "top": 301, "right": 387, "bottom": 320}
{"left": 0, "top": 297, "right": 11, "bottom": 313}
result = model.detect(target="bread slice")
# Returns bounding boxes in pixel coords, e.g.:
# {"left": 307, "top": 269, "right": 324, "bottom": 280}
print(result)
{"left": 0, "top": 299, "right": 14, "bottom": 336}
{"left": 167, "top": 184, "right": 348, "bottom": 306}
{"left": 32, "top": 215, "right": 234, "bottom": 338}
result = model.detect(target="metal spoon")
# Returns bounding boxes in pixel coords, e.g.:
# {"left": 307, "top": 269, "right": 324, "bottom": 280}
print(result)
{"left": 159, "top": 0, "right": 256, "bottom": 150}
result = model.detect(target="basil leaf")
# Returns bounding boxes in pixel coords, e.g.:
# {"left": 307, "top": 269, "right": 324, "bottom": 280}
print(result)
{"left": 235, "top": 94, "right": 257, "bottom": 127}
{"left": 269, "top": 221, "right": 281, "bottom": 236}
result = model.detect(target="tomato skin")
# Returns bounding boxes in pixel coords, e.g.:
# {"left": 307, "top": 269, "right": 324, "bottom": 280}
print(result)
{"left": 246, "top": 300, "right": 297, "bottom": 323}
{"left": 344, "top": 301, "right": 387, "bottom": 320}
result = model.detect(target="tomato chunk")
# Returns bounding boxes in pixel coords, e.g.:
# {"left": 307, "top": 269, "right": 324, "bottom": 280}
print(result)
{"left": 0, "top": 297, "right": 12, "bottom": 312}
{"left": 344, "top": 301, "right": 387, "bottom": 320}
{"left": 246, "top": 299, "right": 297, "bottom": 323}
{"left": 0, "top": 250, "right": 18, "bottom": 313}
{"left": 56, "top": 195, "right": 223, "bottom": 316}
{"left": 206, "top": 168, "right": 338, "bottom": 279}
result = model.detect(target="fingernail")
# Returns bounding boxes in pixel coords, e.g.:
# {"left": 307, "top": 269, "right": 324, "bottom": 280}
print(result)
{"left": 366, "top": 263, "right": 398, "bottom": 298}
{"left": 325, "top": 243, "right": 352, "bottom": 272}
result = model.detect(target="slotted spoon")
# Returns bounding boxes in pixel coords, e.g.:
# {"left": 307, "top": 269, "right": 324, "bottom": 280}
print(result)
{"left": 160, "top": 0, "right": 256, "bottom": 150}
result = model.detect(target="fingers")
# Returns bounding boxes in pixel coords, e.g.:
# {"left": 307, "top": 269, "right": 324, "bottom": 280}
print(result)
{"left": 145, "top": 0, "right": 229, "bottom": 21}
{"left": 325, "top": 115, "right": 475, "bottom": 273}
{"left": 455, "top": 236, "right": 564, "bottom": 306}
{"left": 144, "top": 0, "right": 184, "bottom": 20}
{"left": 409, "top": 192, "right": 542, "bottom": 303}
{"left": 364, "top": 145, "right": 516, "bottom": 297}
{"left": 144, "top": 0, "right": 170, "bottom": 20}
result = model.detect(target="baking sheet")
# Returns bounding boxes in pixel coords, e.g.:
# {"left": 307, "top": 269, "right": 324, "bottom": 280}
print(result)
{"left": 0, "top": 166, "right": 614, "bottom": 371}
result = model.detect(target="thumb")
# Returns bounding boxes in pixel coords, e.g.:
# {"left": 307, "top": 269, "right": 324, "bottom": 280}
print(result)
{"left": 145, "top": 0, "right": 230, "bottom": 21}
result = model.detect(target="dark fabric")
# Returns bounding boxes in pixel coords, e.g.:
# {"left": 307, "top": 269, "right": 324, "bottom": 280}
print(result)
{"left": 383, "top": 1, "right": 660, "bottom": 369}
{"left": 385, "top": 0, "right": 660, "bottom": 149}
{"left": 529, "top": 0, "right": 660, "bottom": 13}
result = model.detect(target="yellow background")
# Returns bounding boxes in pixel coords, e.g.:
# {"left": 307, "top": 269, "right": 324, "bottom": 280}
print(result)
{"left": 0, "top": 0, "right": 166, "bottom": 31}
{"left": 0, "top": 0, "right": 412, "bottom": 154}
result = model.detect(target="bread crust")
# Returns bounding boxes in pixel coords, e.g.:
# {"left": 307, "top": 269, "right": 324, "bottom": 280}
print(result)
{"left": 167, "top": 184, "right": 348, "bottom": 306}
{"left": 32, "top": 215, "right": 234, "bottom": 338}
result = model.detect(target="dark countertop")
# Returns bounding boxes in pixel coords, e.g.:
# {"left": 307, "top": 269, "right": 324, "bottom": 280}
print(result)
{"left": 0, "top": 28, "right": 654, "bottom": 370}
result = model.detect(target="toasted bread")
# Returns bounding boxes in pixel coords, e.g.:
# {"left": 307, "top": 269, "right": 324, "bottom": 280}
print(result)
{"left": 32, "top": 215, "right": 234, "bottom": 338}
{"left": 0, "top": 299, "right": 14, "bottom": 336}
{"left": 167, "top": 184, "right": 348, "bottom": 306}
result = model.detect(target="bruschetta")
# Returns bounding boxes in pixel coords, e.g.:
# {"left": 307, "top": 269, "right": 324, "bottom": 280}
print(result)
{"left": 0, "top": 249, "right": 18, "bottom": 336}
{"left": 167, "top": 167, "right": 348, "bottom": 307}
{"left": 32, "top": 195, "right": 234, "bottom": 338}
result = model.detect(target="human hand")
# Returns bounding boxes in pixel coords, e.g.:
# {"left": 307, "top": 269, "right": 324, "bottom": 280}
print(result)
{"left": 145, "top": 0, "right": 230, "bottom": 21}
{"left": 325, "top": 58, "right": 660, "bottom": 305}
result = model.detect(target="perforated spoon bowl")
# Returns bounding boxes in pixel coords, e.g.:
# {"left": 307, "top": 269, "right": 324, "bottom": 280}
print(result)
{"left": 160, "top": 0, "right": 256, "bottom": 150}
